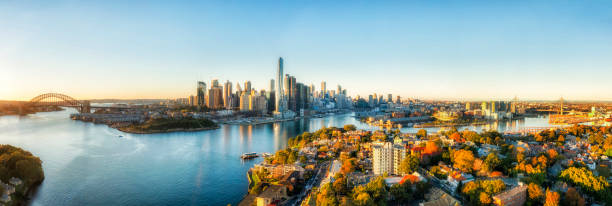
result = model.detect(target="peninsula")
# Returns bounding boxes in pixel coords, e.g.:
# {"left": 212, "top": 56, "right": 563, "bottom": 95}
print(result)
{"left": 0, "top": 145, "right": 45, "bottom": 206}
{"left": 117, "top": 117, "right": 219, "bottom": 134}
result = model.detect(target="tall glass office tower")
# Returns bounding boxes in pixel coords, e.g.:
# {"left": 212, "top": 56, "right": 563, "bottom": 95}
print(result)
{"left": 275, "top": 57, "right": 284, "bottom": 112}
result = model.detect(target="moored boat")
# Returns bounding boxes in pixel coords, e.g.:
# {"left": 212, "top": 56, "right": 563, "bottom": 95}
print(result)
{"left": 241, "top": 152, "right": 259, "bottom": 159}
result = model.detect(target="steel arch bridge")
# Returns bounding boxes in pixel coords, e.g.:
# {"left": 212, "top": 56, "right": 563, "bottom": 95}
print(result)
{"left": 29, "top": 93, "right": 90, "bottom": 113}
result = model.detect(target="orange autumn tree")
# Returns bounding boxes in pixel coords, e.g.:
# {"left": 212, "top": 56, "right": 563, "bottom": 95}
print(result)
{"left": 544, "top": 189, "right": 560, "bottom": 206}
{"left": 424, "top": 141, "right": 441, "bottom": 155}
{"left": 453, "top": 149, "right": 475, "bottom": 173}
{"left": 449, "top": 132, "right": 463, "bottom": 142}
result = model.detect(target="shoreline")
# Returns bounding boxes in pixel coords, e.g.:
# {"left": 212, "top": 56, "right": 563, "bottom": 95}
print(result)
{"left": 116, "top": 125, "right": 220, "bottom": 134}
{"left": 222, "top": 111, "right": 352, "bottom": 126}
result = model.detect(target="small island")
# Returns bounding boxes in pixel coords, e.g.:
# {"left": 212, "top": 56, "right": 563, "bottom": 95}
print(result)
{"left": 0, "top": 145, "right": 45, "bottom": 206}
{"left": 118, "top": 117, "right": 219, "bottom": 134}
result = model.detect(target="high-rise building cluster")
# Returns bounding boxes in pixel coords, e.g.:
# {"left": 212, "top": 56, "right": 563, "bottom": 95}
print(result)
{"left": 465, "top": 99, "right": 524, "bottom": 120}
{"left": 188, "top": 57, "right": 352, "bottom": 117}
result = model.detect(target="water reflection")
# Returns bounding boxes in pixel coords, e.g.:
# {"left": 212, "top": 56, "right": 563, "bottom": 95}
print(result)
{"left": 0, "top": 110, "right": 556, "bottom": 206}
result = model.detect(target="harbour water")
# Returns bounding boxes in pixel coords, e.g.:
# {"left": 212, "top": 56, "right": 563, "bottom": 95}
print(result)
{"left": 0, "top": 108, "right": 554, "bottom": 206}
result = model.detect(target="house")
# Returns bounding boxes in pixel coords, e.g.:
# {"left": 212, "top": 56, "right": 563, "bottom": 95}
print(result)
{"left": 492, "top": 185, "right": 527, "bottom": 206}
{"left": 447, "top": 171, "right": 474, "bottom": 191}
{"left": 256, "top": 185, "right": 288, "bottom": 206}
{"left": 420, "top": 187, "right": 461, "bottom": 206}
{"left": 384, "top": 176, "right": 403, "bottom": 187}
{"left": 254, "top": 164, "right": 305, "bottom": 179}
{"left": 0, "top": 181, "right": 15, "bottom": 204}
{"left": 279, "top": 171, "right": 300, "bottom": 192}
{"left": 8, "top": 177, "right": 22, "bottom": 187}
{"left": 347, "top": 172, "right": 372, "bottom": 187}
{"left": 478, "top": 144, "right": 500, "bottom": 157}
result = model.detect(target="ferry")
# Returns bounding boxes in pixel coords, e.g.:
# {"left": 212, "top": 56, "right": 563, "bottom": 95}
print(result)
{"left": 241, "top": 153, "right": 259, "bottom": 159}
{"left": 261, "top": 153, "right": 272, "bottom": 158}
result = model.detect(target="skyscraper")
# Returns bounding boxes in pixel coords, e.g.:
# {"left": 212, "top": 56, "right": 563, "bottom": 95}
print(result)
{"left": 197, "top": 81, "right": 207, "bottom": 106}
{"left": 269, "top": 79, "right": 275, "bottom": 92}
{"left": 244, "top": 81, "right": 252, "bottom": 94}
{"left": 275, "top": 57, "right": 284, "bottom": 112}
{"left": 321, "top": 81, "right": 327, "bottom": 98}
{"left": 207, "top": 79, "right": 223, "bottom": 109}
{"left": 224, "top": 80, "right": 232, "bottom": 109}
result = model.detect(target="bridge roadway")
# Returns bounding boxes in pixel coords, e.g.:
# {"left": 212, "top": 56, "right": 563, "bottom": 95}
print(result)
{"left": 28, "top": 93, "right": 136, "bottom": 113}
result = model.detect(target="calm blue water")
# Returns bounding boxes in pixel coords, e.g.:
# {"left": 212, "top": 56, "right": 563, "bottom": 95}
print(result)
{"left": 0, "top": 109, "right": 551, "bottom": 206}
{"left": 0, "top": 109, "right": 367, "bottom": 206}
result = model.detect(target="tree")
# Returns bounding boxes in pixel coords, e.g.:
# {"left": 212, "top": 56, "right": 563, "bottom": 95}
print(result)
{"left": 332, "top": 174, "right": 348, "bottom": 194}
{"left": 528, "top": 183, "right": 544, "bottom": 201}
{"left": 343, "top": 124, "right": 357, "bottom": 131}
{"left": 450, "top": 132, "right": 463, "bottom": 142}
{"left": 340, "top": 159, "right": 356, "bottom": 175}
{"left": 316, "top": 183, "right": 338, "bottom": 206}
{"left": 364, "top": 176, "right": 387, "bottom": 204}
{"left": 353, "top": 190, "right": 373, "bottom": 206}
{"left": 484, "top": 152, "right": 502, "bottom": 172}
{"left": 0, "top": 145, "right": 44, "bottom": 184}
{"left": 287, "top": 150, "right": 298, "bottom": 164}
{"left": 596, "top": 165, "right": 611, "bottom": 179}
{"left": 453, "top": 149, "right": 475, "bottom": 173}
{"left": 559, "top": 167, "right": 609, "bottom": 195}
{"left": 544, "top": 189, "right": 560, "bottom": 206}
{"left": 463, "top": 130, "right": 481, "bottom": 143}
{"left": 558, "top": 135, "right": 565, "bottom": 142}
{"left": 390, "top": 182, "right": 413, "bottom": 203}
{"left": 479, "top": 192, "right": 492, "bottom": 204}
{"left": 564, "top": 187, "right": 585, "bottom": 206}
{"left": 398, "top": 154, "right": 419, "bottom": 175}
{"left": 461, "top": 179, "right": 505, "bottom": 205}
{"left": 547, "top": 149, "right": 559, "bottom": 161}
{"left": 417, "top": 129, "right": 428, "bottom": 138}
{"left": 424, "top": 141, "right": 441, "bottom": 155}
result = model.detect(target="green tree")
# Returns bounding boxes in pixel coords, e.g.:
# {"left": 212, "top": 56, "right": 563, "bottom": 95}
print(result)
{"left": 484, "top": 152, "right": 502, "bottom": 172}
{"left": 390, "top": 182, "right": 413, "bottom": 203}
{"left": 287, "top": 150, "right": 297, "bottom": 164}
{"left": 343, "top": 124, "right": 357, "bottom": 131}
{"left": 398, "top": 154, "right": 419, "bottom": 175}
{"left": 332, "top": 173, "right": 348, "bottom": 195}
{"left": 316, "top": 183, "right": 339, "bottom": 206}
{"left": 353, "top": 190, "right": 373, "bottom": 206}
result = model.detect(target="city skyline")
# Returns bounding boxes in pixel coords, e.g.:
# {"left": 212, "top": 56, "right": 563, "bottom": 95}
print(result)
{"left": 2, "top": 1, "right": 612, "bottom": 101}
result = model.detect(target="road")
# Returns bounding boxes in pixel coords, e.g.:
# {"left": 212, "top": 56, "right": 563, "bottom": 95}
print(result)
{"left": 289, "top": 161, "right": 330, "bottom": 206}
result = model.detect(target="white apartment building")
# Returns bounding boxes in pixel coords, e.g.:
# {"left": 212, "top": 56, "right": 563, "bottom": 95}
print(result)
{"left": 372, "top": 142, "right": 408, "bottom": 175}
{"left": 393, "top": 144, "right": 407, "bottom": 175}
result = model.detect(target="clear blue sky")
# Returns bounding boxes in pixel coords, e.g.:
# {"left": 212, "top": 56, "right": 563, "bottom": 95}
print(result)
{"left": 2, "top": 1, "right": 612, "bottom": 101}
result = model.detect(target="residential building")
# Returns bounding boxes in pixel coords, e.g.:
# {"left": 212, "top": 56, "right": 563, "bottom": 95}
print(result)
{"left": 256, "top": 185, "right": 288, "bottom": 206}
{"left": 492, "top": 185, "right": 527, "bottom": 206}
{"left": 372, "top": 142, "right": 393, "bottom": 175}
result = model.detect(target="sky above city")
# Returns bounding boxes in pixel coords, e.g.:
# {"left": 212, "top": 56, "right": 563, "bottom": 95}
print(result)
{"left": 2, "top": 0, "right": 612, "bottom": 101}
